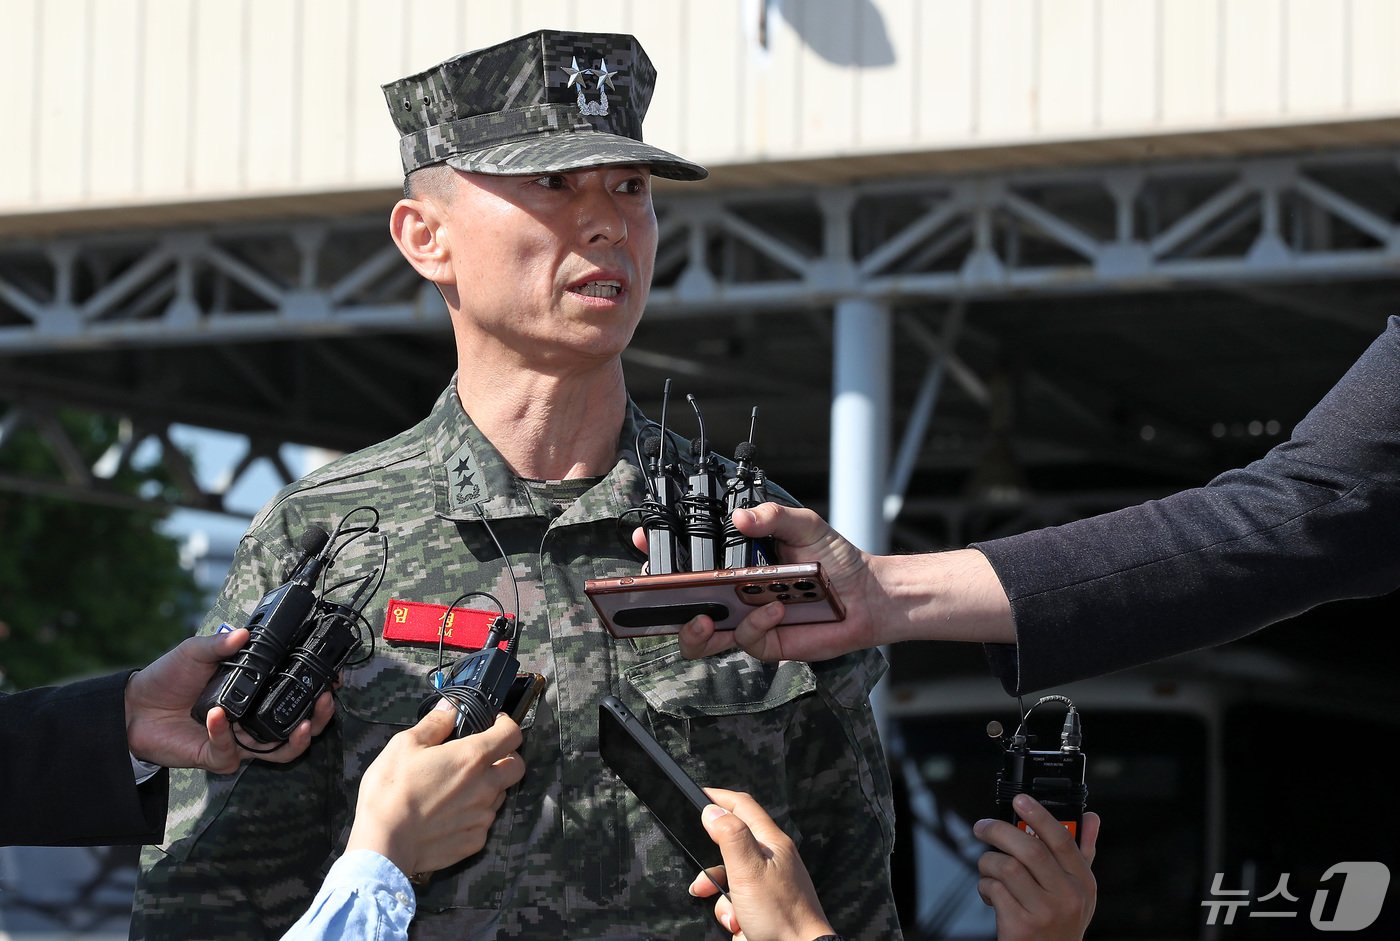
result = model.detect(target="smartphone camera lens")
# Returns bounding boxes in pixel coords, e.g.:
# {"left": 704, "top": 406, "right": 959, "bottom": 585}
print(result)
{"left": 793, "top": 580, "right": 815, "bottom": 591}
{"left": 802, "top": 591, "right": 818, "bottom": 600}
{"left": 776, "top": 593, "right": 793, "bottom": 601}
{"left": 768, "top": 583, "right": 789, "bottom": 593}
{"left": 741, "top": 585, "right": 765, "bottom": 595}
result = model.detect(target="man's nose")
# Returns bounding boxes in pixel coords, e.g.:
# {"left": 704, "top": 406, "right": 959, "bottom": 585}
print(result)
{"left": 579, "top": 187, "right": 628, "bottom": 245}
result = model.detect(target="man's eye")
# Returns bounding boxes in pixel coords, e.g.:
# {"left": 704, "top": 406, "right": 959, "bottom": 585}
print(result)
{"left": 616, "top": 177, "right": 649, "bottom": 195}
{"left": 534, "top": 175, "right": 567, "bottom": 189}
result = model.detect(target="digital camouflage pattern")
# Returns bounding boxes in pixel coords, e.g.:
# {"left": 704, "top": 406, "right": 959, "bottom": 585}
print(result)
{"left": 384, "top": 30, "right": 706, "bottom": 181}
{"left": 132, "top": 384, "right": 901, "bottom": 940}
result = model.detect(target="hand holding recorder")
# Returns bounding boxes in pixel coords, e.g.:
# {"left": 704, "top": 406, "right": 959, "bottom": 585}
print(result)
{"left": 974, "top": 795, "right": 1100, "bottom": 941}
{"left": 346, "top": 707, "right": 525, "bottom": 878}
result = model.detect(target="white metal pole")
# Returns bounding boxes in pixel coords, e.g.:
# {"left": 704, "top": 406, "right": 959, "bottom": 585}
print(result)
{"left": 829, "top": 296, "right": 892, "bottom": 734}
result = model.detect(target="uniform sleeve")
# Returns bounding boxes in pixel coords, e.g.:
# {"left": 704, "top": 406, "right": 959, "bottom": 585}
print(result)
{"left": 977, "top": 315, "right": 1400, "bottom": 694}
{"left": 132, "top": 530, "right": 340, "bottom": 940}
{"left": 788, "top": 648, "right": 903, "bottom": 941}
{"left": 0, "top": 672, "right": 167, "bottom": 847}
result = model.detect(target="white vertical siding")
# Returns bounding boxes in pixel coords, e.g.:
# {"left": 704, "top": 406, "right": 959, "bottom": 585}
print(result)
{"left": 34, "top": 0, "right": 89, "bottom": 205}
{"left": 1038, "top": 0, "right": 1097, "bottom": 135}
{"left": 915, "top": 0, "right": 978, "bottom": 143}
{"left": 1159, "top": 0, "right": 1221, "bottom": 126}
{"left": 299, "top": 0, "right": 355, "bottom": 189}
{"left": 1223, "top": 0, "right": 1286, "bottom": 120}
{"left": 189, "top": 0, "right": 248, "bottom": 194}
{"left": 855, "top": 0, "right": 915, "bottom": 149}
{"left": 1351, "top": 0, "right": 1400, "bottom": 112}
{"left": 977, "top": 3, "right": 1037, "bottom": 140}
{"left": 0, "top": 0, "right": 39, "bottom": 204}
{"left": 4, "top": 0, "right": 1400, "bottom": 217}
{"left": 1098, "top": 0, "right": 1159, "bottom": 131}
{"left": 88, "top": 0, "right": 142, "bottom": 203}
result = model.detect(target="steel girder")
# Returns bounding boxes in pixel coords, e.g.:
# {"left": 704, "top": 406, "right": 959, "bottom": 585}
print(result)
{"left": 3, "top": 148, "right": 1399, "bottom": 531}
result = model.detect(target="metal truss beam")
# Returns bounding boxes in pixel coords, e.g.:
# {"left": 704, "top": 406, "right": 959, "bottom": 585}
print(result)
{"left": 4, "top": 147, "right": 1399, "bottom": 537}
{"left": 2, "top": 150, "right": 1399, "bottom": 352}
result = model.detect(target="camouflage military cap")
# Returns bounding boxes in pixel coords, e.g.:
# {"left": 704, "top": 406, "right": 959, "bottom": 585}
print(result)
{"left": 383, "top": 29, "right": 707, "bottom": 181}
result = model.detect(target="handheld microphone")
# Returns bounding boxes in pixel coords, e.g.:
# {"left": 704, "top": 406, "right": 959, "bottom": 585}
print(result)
{"left": 191, "top": 526, "right": 332, "bottom": 724}
{"left": 288, "top": 525, "right": 332, "bottom": 586}
{"left": 243, "top": 554, "right": 381, "bottom": 744}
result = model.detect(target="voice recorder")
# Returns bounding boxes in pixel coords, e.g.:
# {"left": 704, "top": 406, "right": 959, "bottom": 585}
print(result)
{"left": 991, "top": 695, "right": 1088, "bottom": 843}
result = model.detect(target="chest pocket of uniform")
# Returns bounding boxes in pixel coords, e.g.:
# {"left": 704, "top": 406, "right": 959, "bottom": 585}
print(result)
{"left": 618, "top": 649, "right": 817, "bottom": 821}
{"left": 623, "top": 647, "right": 817, "bottom": 717}
{"left": 621, "top": 645, "right": 895, "bottom": 856}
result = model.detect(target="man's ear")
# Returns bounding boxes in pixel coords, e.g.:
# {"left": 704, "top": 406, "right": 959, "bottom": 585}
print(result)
{"left": 390, "top": 198, "right": 453, "bottom": 285}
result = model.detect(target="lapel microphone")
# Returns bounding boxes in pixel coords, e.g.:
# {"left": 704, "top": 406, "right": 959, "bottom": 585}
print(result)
{"left": 723, "top": 408, "right": 772, "bottom": 568}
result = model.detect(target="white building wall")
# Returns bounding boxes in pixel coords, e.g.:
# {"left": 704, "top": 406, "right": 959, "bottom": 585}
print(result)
{"left": 2, "top": 0, "right": 1398, "bottom": 217}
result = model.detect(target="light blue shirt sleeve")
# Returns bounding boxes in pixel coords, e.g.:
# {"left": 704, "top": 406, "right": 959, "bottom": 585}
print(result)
{"left": 280, "top": 850, "right": 416, "bottom": 941}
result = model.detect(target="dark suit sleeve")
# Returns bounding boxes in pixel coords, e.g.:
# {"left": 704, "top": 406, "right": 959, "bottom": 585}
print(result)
{"left": 0, "top": 671, "right": 168, "bottom": 846}
{"left": 975, "top": 315, "right": 1400, "bottom": 695}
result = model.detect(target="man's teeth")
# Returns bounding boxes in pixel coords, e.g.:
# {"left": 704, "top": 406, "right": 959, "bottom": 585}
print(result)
{"left": 573, "top": 280, "right": 622, "bottom": 298}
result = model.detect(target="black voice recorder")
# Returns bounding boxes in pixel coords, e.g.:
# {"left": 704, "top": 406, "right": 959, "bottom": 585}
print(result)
{"left": 992, "top": 694, "right": 1088, "bottom": 843}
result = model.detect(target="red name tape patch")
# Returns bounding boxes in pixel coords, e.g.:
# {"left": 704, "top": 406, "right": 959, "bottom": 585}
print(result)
{"left": 382, "top": 598, "right": 514, "bottom": 652}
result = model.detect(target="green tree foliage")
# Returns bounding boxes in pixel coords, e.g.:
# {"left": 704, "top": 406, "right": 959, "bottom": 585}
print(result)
{"left": 0, "top": 410, "right": 202, "bottom": 690}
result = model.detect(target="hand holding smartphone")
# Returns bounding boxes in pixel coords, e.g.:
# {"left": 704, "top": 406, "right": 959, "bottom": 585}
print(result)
{"left": 585, "top": 562, "right": 845, "bottom": 639}
{"left": 597, "top": 696, "right": 727, "bottom": 899}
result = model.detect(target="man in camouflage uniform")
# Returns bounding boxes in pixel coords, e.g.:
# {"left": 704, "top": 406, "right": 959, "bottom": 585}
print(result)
{"left": 133, "top": 30, "right": 899, "bottom": 940}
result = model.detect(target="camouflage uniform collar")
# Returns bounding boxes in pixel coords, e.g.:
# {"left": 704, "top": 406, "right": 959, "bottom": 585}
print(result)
{"left": 426, "top": 380, "right": 651, "bottom": 524}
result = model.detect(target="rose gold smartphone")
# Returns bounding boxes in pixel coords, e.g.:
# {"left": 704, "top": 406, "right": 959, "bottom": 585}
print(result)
{"left": 584, "top": 562, "right": 845, "bottom": 639}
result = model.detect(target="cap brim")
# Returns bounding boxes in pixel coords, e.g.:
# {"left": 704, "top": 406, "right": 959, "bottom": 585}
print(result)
{"left": 442, "top": 131, "right": 707, "bottom": 182}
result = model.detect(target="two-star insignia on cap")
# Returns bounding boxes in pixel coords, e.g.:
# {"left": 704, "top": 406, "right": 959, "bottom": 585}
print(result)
{"left": 564, "top": 56, "right": 617, "bottom": 90}
{"left": 563, "top": 56, "right": 618, "bottom": 116}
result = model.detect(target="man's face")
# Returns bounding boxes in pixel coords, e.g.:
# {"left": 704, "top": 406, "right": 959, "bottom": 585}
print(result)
{"left": 435, "top": 164, "right": 658, "bottom": 368}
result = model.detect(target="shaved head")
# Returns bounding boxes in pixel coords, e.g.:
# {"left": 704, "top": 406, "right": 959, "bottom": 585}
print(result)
{"left": 404, "top": 165, "right": 458, "bottom": 202}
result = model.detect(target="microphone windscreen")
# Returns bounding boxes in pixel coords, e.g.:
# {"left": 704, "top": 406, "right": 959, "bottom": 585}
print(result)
{"left": 690, "top": 436, "right": 704, "bottom": 457}
{"left": 734, "top": 441, "right": 756, "bottom": 463}
{"left": 300, "top": 525, "right": 331, "bottom": 556}
{"left": 643, "top": 436, "right": 662, "bottom": 459}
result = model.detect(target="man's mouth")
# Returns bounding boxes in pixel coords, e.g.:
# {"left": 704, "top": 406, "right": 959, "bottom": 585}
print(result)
{"left": 570, "top": 279, "right": 623, "bottom": 298}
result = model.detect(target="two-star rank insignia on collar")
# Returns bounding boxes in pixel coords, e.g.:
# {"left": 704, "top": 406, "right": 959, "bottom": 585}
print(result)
{"left": 446, "top": 440, "right": 483, "bottom": 509}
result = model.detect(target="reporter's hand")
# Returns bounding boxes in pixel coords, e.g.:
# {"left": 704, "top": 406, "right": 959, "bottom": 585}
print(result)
{"left": 687, "top": 788, "right": 834, "bottom": 941}
{"left": 635, "top": 502, "right": 1015, "bottom": 661}
{"left": 635, "top": 504, "right": 883, "bottom": 662}
{"left": 124, "top": 628, "right": 336, "bottom": 774}
{"left": 345, "top": 709, "right": 525, "bottom": 877}
{"left": 974, "top": 794, "right": 1100, "bottom": 941}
